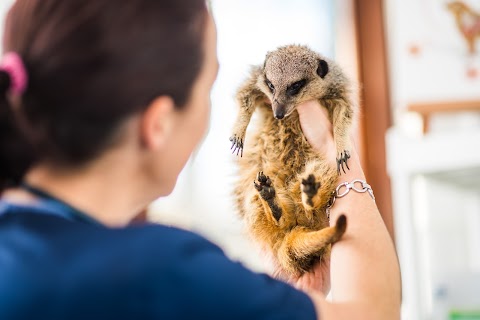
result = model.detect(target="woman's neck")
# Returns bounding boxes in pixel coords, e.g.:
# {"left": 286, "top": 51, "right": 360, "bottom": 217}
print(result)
{"left": 17, "top": 152, "right": 154, "bottom": 227}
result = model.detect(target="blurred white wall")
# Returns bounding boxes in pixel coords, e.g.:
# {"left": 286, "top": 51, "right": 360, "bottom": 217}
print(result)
{"left": 385, "top": 0, "right": 480, "bottom": 135}
{"left": 0, "top": 0, "right": 14, "bottom": 53}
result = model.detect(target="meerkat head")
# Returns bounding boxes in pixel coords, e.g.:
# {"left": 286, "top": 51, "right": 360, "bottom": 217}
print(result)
{"left": 257, "top": 45, "right": 346, "bottom": 120}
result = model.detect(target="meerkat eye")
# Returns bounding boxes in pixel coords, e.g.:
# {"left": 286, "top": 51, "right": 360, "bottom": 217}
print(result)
{"left": 287, "top": 79, "right": 307, "bottom": 96}
{"left": 265, "top": 79, "right": 275, "bottom": 93}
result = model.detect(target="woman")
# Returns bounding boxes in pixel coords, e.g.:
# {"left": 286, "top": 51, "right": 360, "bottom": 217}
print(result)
{"left": 0, "top": 1, "right": 401, "bottom": 319}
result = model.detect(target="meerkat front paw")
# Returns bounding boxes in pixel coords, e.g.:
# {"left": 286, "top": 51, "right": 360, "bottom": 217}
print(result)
{"left": 336, "top": 150, "right": 351, "bottom": 174}
{"left": 254, "top": 171, "right": 275, "bottom": 200}
{"left": 229, "top": 134, "right": 244, "bottom": 157}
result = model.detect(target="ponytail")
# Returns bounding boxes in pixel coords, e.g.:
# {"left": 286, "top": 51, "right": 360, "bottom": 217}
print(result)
{"left": 0, "top": 59, "right": 34, "bottom": 193}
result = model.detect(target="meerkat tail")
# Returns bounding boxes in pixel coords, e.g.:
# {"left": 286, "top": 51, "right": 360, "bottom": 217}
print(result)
{"left": 279, "top": 215, "right": 347, "bottom": 262}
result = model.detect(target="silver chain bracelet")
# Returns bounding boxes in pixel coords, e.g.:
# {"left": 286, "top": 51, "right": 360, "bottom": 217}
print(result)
{"left": 326, "top": 179, "right": 375, "bottom": 219}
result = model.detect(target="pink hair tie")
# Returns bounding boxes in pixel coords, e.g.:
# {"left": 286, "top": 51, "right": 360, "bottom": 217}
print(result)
{"left": 0, "top": 52, "right": 28, "bottom": 96}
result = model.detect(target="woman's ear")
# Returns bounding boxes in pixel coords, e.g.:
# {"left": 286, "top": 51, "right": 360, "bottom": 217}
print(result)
{"left": 140, "top": 96, "right": 175, "bottom": 150}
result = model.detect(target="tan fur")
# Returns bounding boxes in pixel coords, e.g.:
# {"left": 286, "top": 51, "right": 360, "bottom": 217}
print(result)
{"left": 231, "top": 45, "right": 356, "bottom": 277}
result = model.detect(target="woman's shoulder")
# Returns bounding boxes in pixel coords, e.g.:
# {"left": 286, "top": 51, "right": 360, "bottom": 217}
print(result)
{"left": 0, "top": 200, "right": 222, "bottom": 260}
{"left": 0, "top": 202, "right": 317, "bottom": 320}
{"left": 0, "top": 201, "right": 223, "bottom": 279}
{"left": 106, "top": 221, "right": 225, "bottom": 264}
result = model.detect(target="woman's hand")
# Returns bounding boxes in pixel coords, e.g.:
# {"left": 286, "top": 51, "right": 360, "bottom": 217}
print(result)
{"left": 297, "top": 100, "right": 336, "bottom": 166}
{"left": 294, "top": 103, "right": 400, "bottom": 319}
{"left": 270, "top": 101, "right": 337, "bottom": 295}
{"left": 272, "top": 256, "right": 331, "bottom": 296}
{"left": 292, "top": 101, "right": 338, "bottom": 295}
{"left": 292, "top": 257, "right": 331, "bottom": 295}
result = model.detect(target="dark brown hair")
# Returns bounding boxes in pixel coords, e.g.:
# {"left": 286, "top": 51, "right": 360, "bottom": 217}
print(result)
{"left": 0, "top": 0, "right": 208, "bottom": 190}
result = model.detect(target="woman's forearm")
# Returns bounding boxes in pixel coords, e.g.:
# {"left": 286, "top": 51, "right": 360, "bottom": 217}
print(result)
{"left": 326, "top": 151, "right": 401, "bottom": 318}
{"left": 297, "top": 101, "right": 401, "bottom": 319}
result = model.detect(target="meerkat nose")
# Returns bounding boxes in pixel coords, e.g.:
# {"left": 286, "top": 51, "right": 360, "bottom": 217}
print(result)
{"left": 274, "top": 110, "right": 285, "bottom": 119}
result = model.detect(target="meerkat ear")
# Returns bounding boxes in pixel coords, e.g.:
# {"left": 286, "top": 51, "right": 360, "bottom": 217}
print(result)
{"left": 317, "top": 59, "right": 329, "bottom": 79}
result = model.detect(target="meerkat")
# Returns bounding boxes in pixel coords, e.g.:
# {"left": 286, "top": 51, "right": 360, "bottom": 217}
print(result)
{"left": 230, "top": 45, "right": 356, "bottom": 277}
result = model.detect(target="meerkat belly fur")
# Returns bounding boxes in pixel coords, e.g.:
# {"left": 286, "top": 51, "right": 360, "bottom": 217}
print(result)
{"left": 230, "top": 45, "right": 356, "bottom": 277}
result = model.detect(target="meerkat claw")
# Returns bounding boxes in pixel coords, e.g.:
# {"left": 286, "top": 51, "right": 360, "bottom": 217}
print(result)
{"left": 344, "top": 150, "right": 350, "bottom": 171}
{"left": 336, "top": 150, "right": 351, "bottom": 175}
{"left": 336, "top": 152, "right": 344, "bottom": 174}
{"left": 229, "top": 135, "right": 244, "bottom": 157}
{"left": 256, "top": 172, "right": 265, "bottom": 186}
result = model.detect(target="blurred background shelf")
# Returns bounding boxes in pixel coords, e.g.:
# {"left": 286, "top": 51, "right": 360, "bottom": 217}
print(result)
{"left": 387, "top": 127, "right": 480, "bottom": 320}
{"left": 428, "top": 167, "right": 480, "bottom": 189}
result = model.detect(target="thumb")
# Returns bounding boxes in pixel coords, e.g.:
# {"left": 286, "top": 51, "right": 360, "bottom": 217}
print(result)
{"left": 297, "top": 101, "right": 334, "bottom": 157}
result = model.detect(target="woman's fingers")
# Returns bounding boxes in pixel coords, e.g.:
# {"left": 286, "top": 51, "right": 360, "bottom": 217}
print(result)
{"left": 297, "top": 101, "right": 336, "bottom": 163}
{"left": 297, "top": 101, "right": 331, "bottom": 130}
{"left": 292, "top": 258, "right": 331, "bottom": 295}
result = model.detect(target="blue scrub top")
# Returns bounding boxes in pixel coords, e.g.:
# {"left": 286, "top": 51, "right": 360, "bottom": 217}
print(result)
{"left": 0, "top": 195, "right": 317, "bottom": 319}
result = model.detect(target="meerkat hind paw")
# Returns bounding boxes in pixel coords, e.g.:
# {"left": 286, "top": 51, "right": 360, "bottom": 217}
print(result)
{"left": 254, "top": 172, "right": 275, "bottom": 200}
{"left": 301, "top": 174, "right": 321, "bottom": 197}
